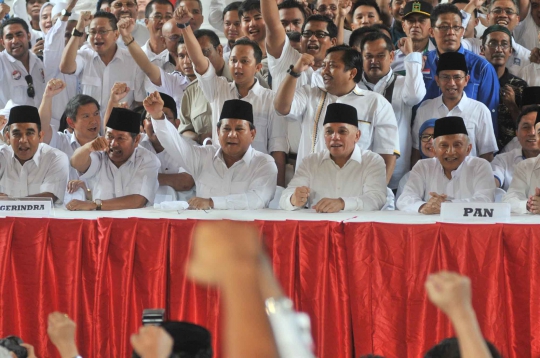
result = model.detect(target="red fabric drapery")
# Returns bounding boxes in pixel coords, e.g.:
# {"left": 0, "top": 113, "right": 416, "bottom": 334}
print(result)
{"left": 1, "top": 218, "right": 540, "bottom": 358}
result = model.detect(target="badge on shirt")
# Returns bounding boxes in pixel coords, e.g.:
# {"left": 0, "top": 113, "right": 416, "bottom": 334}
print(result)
{"left": 422, "top": 68, "right": 431, "bottom": 79}
{"left": 12, "top": 70, "right": 21, "bottom": 80}
{"left": 40, "top": 68, "right": 45, "bottom": 83}
{"left": 513, "top": 57, "right": 521, "bottom": 66}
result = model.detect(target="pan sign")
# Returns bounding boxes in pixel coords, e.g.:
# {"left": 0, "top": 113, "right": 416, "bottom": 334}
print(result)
{"left": 441, "top": 202, "right": 511, "bottom": 222}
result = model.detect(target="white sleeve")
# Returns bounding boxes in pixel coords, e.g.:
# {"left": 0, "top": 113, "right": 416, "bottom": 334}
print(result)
{"left": 279, "top": 156, "right": 312, "bottom": 211}
{"left": 502, "top": 160, "right": 530, "bottom": 214}
{"left": 157, "top": 68, "right": 189, "bottom": 96}
{"left": 40, "top": 150, "right": 69, "bottom": 203}
{"left": 401, "top": 52, "right": 426, "bottom": 107}
{"left": 43, "top": 20, "right": 68, "bottom": 79}
{"left": 491, "top": 155, "right": 506, "bottom": 188}
{"left": 12, "top": 0, "right": 29, "bottom": 24}
{"left": 133, "top": 65, "right": 146, "bottom": 102}
{"left": 194, "top": 58, "right": 229, "bottom": 102}
{"left": 396, "top": 161, "right": 428, "bottom": 212}
{"left": 74, "top": 51, "right": 87, "bottom": 77}
{"left": 267, "top": 36, "right": 301, "bottom": 92}
{"left": 475, "top": 105, "right": 499, "bottom": 156}
{"left": 209, "top": 0, "right": 225, "bottom": 32}
{"left": 267, "top": 110, "right": 288, "bottom": 153}
{"left": 124, "top": 151, "right": 160, "bottom": 204}
{"left": 341, "top": 154, "right": 387, "bottom": 211}
{"left": 452, "top": 160, "right": 495, "bottom": 203}
{"left": 371, "top": 98, "right": 400, "bottom": 155}
{"left": 281, "top": 85, "right": 309, "bottom": 122}
{"left": 79, "top": 152, "right": 103, "bottom": 179}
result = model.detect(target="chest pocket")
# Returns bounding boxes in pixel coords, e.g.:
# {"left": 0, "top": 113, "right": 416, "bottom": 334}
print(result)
{"left": 191, "top": 98, "right": 212, "bottom": 134}
{"left": 357, "top": 121, "right": 373, "bottom": 150}
{"left": 80, "top": 75, "right": 102, "bottom": 97}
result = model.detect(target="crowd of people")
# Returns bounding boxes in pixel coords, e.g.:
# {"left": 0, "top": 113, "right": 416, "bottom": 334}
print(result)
{"left": 0, "top": 0, "right": 538, "bottom": 213}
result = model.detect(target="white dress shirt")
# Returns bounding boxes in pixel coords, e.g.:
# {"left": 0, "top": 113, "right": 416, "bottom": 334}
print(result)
{"left": 283, "top": 84, "right": 400, "bottom": 169}
{"left": 151, "top": 117, "right": 278, "bottom": 210}
{"left": 358, "top": 52, "right": 426, "bottom": 189}
{"left": 116, "top": 22, "right": 150, "bottom": 49}
{"left": 491, "top": 147, "right": 525, "bottom": 191}
{"left": 141, "top": 40, "right": 172, "bottom": 94}
{"left": 502, "top": 155, "right": 540, "bottom": 213}
{"left": 0, "top": 51, "right": 46, "bottom": 109}
{"left": 194, "top": 60, "right": 288, "bottom": 155}
{"left": 392, "top": 41, "right": 437, "bottom": 73}
{"left": 280, "top": 146, "right": 387, "bottom": 211}
{"left": 73, "top": 46, "right": 146, "bottom": 129}
{"left": 514, "top": 10, "right": 540, "bottom": 50}
{"left": 412, "top": 93, "right": 498, "bottom": 157}
{"left": 49, "top": 128, "right": 86, "bottom": 181}
{"left": 518, "top": 62, "right": 540, "bottom": 86}
{"left": 80, "top": 146, "right": 160, "bottom": 204}
{"left": 155, "top": 68, "right": 190, "bottom": 120}
{"left": 396, "top": 156, "right": 496, "bottom": 212}
{"left": 0, "top": 143, "right": 69, "bottom": 203}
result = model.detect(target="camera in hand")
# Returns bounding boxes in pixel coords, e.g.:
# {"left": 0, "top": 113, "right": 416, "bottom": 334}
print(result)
{"left": 0, "top": 336, "right": 28, "bottom": 358}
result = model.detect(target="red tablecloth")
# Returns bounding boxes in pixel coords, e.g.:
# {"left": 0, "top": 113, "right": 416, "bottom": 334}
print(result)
{"left": 1, "top": 217, "right": 539, "bottom": 358}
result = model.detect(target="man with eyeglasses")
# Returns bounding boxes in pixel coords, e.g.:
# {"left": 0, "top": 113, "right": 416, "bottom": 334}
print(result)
{"left": 314, "top": 0, "right": 352, "bottom": 44}
{"left": 482, "top": 25, "right": 528, "bottom": 150}
{"left": 0, "top": 18, "right": 46, "bottom": 110}
{"left": 109, "top": 0, "right": 150, "bottom": 48}
{"left": 513, "top": 0, "right": 540, "bottom": 50}
{"left": 60, "top": 11, "right": 146, "bottom": 130}
{"left": 423, "top": 3, "right": 499, "bottom": 139}
{"left": 412, "top": 52, "right": 498, "bottom": 166}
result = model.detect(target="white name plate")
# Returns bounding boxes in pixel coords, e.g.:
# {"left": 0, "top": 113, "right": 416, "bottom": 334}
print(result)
{"left": 440, "top": 202, "right": 511, "bottom": 223}
{"left": 0, "top": 200, "right": 52, "bottom": 217}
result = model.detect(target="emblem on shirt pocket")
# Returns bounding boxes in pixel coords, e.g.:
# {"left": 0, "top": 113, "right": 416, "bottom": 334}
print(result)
{"left": 513, "top": 57, "right": 521, "bottom": 66}
{"left": 40, "top": 69, "right": 45, "bottom": 82}
{"left": 12, "top": 70, "right": 21, "bottom": 80}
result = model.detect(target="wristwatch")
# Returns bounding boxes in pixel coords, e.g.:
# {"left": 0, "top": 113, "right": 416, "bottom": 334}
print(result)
{"left": 61, "top": 9, "right": 72, "bottom": 17}
{"left": 287, "top": 65, "right": 301, "bottom": 78}
{"left": 94, "top": 199, "right": 102, "bottom": 211}
{"left": 71, "top": 28, "right": 84, "bottom": 37}
{"left": 176, "top": 21, "right": 190, "bottom": 29}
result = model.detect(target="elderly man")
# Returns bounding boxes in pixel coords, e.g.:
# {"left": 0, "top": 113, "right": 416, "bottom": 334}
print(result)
{"left": 0, "top": 105, "right": 69, "bottom": 203}
{"left": 147, "top": 93, "right": 277, "bottom": 210}
{"left": 280, "top": 103, "right": 387, "bottom": 212}
{"left": 109, "top": 0, "right": 150, "bottom": 47}
{"left": 68, "top": 107, "right": 160, "bottom": 211}
{"left": 397, "top": 116, "right": 496, "bottom": 214}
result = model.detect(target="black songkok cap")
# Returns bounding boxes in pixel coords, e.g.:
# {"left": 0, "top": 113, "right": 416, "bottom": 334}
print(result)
{"left": 161, "top": 321, "right": 212, "bottom": 355}
{"left": 159, "top": 92, "right": 178, "bottom": 120}
{"left": 7, "top": 105, "right": 41, "bottom": 126}
{"left": 522, "top": 87, "right": 540, "bottom": 106}
{"left": 433, "top": 116, "right": 468, "bottom": 138}
{"left": 482, "top": 25, "right": 513, "bottom": 45}
{"left": 402, "top": 1, "right": 433, "bottom": 19}
{"left": 437, "top": 52, "right": 468, "bottom": 75}
{"left": 323, "top": 103, "right": 358, "bottom": 127}
{"left": 219, "top": 99, "right": 253, "bottom": 124}
{"left": 107, "top": 107, "right": 141, "bottom": 134}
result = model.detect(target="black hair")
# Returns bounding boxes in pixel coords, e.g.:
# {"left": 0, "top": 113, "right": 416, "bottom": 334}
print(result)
{"left": 0, "top": 18, "right": 30, "bottom": 38}
{"left": 278, "top": 0, "right": 307, "bottom": 21}
{"left": 223, "top": 1, "right": 242, "bottom": 19}
{"left": 145, "top": 0, "right": 174, "bottom": 19}
{"left": 326, "top": 45, "right": 363, "bottom": 82}
{"left": 231, "top": 38, "right": 263, "bottom": 63}
{"left": 301, "top": 14, "right": 338, "bottom": 38}
{"left": 96, "top": 0, "right": 112, "bottom": 12}
{"left": 238, "top": 0, "right": 261, "bottom": 18}
{"left": 424, "top": 337, "right": 502, "bottom": 358}
{"left": 93, "top": 11, "right": 118, "bottom": 30}
{"left": 349, "top": 26, "right": 379, "bottom": 48}
{"left": 430, "top": 3, "right": 463, "bottom": 27}
{"left": 516, "top": 104, "right": 540, "bottom": 129}
{"left": 352, "top": 0, "right": 382, "bottom": 19}
{"left": 217, "top": 119, "right": 256, "bottom": 130}
{"left": 194, "top": 29, "right": 221, "bottom": 48}
{"left": 65, "top": 94, "right": 101, "bottom": 121}
{"left": 371, "top": 23, "right": 391, "bottom": 36}
{"left": 286, "top": 31, "right": 302, "bottom": 42}
{"left": 360, "top": 31, "right": 394, "bottom": 52}
{"left": 58, "top": 111, "right": 70, "bottom": 133}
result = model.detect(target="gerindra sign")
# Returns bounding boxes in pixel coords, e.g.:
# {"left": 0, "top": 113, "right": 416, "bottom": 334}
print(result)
{"left": 0, "top": 204, "right": 46, "bottom": 211}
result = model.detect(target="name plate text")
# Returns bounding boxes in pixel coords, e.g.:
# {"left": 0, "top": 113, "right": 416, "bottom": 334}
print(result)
{"left": 440, "top": 202, "right": 510, "bottom": 222}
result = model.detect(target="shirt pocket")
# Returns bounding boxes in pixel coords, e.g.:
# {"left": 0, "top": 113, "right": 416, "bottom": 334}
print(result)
{"left": 191, "top": 101, "right": 212, "bottom": 134}
{"left": 80, "top": 75, "right": 101, "bottom": 96}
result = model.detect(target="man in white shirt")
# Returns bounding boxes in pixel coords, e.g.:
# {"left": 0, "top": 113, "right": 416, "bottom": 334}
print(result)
{"left": 0, "top": 18, "right": 46, "bottom": 110}
{"left": 492, "top": 106, "right": 540, "bottom": 191}
{"left": 0, "top": 105, "right": 69, "bottom": 203}
{"left": 110, "top": 0, "right": 150, "bottom": 47}
{"left": 502, "top": 86, "right": 540, "bottom": 152}
{"left": 358, "top": 32, "right": 426, "bottom": 190}
{"left": 513, "top": 0, "right": 540, "bottom": 50}
{"left": 67, "top": 107, "right": 160, "bottom": 211}
{"left": 59, "top": 11, "right": 146, "bottom": 125}
{"left": 412, "top": 52, "right": 498, "bottom": 166}
{"left": 280, "top": 103, "right": 387, "bottom": 212}
{"left": 397, "top": 116, "right": 496, "bottom": 214}
{"left": 274, "top": 45, "right": 400, "bottom": 183}
{"left": 147, "top": 95, "right": 278, "bottom": 210}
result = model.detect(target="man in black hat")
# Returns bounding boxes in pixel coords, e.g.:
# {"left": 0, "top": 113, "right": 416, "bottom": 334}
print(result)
{"left": 280, "top": 103, "right": 387, "bottom": 212}
{"left": 68, "top": 107, "right": 160, "bottom": 211}
{"left": 398, "top": 116, "right": 496, "bottom": 214}
{"left": 146, "top": 92, "right": 278, "bottom": 210}
{"left": 0, "top": 105, "right": 69, "bottom": 203}
{"left": 412, "top": 52, "right": 498, "bottom": 166}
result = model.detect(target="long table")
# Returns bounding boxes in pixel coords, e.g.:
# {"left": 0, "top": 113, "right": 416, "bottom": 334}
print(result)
{"left": 1, "top": 209, "right": 539, "bottom": 358}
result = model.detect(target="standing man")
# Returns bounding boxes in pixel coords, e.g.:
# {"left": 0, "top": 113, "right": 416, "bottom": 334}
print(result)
{"left": 514, "top": 0, "right": 540, "bottom": 50}
{"left": 239, "top": 0, "right": 269, "bottom": 80}
{"left": 222, "top": 2, "right": 244, "bottom": 55}
{"left": 278, "top": 0, "right": 307, "bottom": 33}
{"left": 110, "top": 0, "right": 150, "bottom": 47}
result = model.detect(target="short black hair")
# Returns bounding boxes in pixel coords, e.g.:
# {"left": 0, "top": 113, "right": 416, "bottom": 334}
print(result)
{"left": 301, "top": 14, "right": 338, "bottom": 38}
{"left": 65, "top": 94, "right": 101, "bottom": 121}
{"left": 360, "top": 31, "right": 394, "bottom": 52}
{"left": 278, "top": 0, "right": 307, "bottom": 21}
{"left": 352, "top": 0, "right": 382, "bottom": 18}
{"left": 326, "top": 45, "right": 363, "bottom": 82}
{"left": 145, "top": 0, "right": 174, "bottom": 19}
{"left": 93, "top": 11, "right": 118, "bottom": 30}
{"left": 58, "top": 111, "right": 70, "bottom": 133}
{"left": 452, "top": 0, "right": 477, "bottom": 17}
{"left": 223, "top": 1, "right": 242, "bottom": 19}
{"left": 287, "top": 31, "right": 302, "bottom": 42}
{"left": 424, "top": 337, "right": 502, "bottom": 358}
{"left": 430, "top": 3, "right": 463, "bottom": 26}
{"left": 516, "top": 104, "right": 540, "bottom": 129}
{"left": 238, "top": 0, "right": 261, "bottom": 18}
{"left": 349, "top": 26, "right": 379, "bottom": 48}
{"left": 96, "top": 0, "right": 112, "bottom": 12}
{"left": 371, "top": 23, "right": 391, "bottom": 36}
{"left": 217, "top": 119, "right": 256, "bottom": 130}
{"left": 489, "top": 0, "right": 519, "bottom": 11}
{"left": 194, "top": 29, "right": 221, "bottom": 48}
{"left": 0, "top": 18, "right": 30, "bottom": 38}
{"left": 231, "top": 38, "right": 263, "bottom": 63}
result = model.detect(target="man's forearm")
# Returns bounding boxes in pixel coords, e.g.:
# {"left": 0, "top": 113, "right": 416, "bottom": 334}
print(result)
{"left": 181, "top": 25, "right": 209, "bottom": 74}
{"left": 38, "top": 95, "right": 54, "bottom": 144}
{"left": 261, "top": 0, "right": 286, "bottom": 57}
{"left": 27, "top": 192, "right": 58, "bottom": 202}
{"left": 380, "top": 154, "right": 396, "bottom": 184}
{"left": 449, "top": 307, "right": 492, "bottom": 358}
{"left": 274, "top": 76, "right": 297, "bottom": 115}
{"left": 158, "top": 173, "right": 195, "bottom": 192}
{"left": 70, "top": 145, "right": 93, "bottom": 173}
{"left": 60, "top": 25, "right": 82, "bottom": 74}
{"left": 100, "top": 194, "right": 148, "bottom": 210}
{"left": 271, "top": 151, "right": 286, "bottom": 187}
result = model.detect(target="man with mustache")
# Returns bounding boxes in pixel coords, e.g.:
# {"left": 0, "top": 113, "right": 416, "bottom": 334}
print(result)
{"left": 397, "top": 116, "right": 496, "bottom": 214}
{"left": 109, "top": 0, "right": 150, "bottom": 47}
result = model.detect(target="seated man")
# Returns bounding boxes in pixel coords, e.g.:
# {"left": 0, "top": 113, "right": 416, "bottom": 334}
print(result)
{"left": 397, "top": 116, "right": 496, "bottom": 214}
{"left": 492, "top": 106, "right": 540, "bottom": 191}
{"left": 146, "top": 94, "right": 278, "bottom": 210}
{"left": 0, "top": 105, "right": 69, "bottom": 203}
{"left": 67, "top": 107, "right": 160, "bottom": 211}
{"left": 502, "top": 86, "right": 540, "bottom": 153}
{"left": 412, "top": 52, "right": 498, "bottom": 166}
{"left": 503, "top": 110, "right": 540, "bottom": 214}
{"left": 280, "top": 103, "right": 387, "bottom": 212}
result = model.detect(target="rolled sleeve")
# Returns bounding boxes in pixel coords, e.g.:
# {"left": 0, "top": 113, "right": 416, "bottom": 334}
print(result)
{"left": 503, "top": 160, "right": 533, "bottom": 214}
{"left": 342, "top": 196, "right": 362, "bottom": 211}
{"left": 79, "top": 152, "right": 102, "bottom": 180}
{"left": 371, "top": 99, "right": 400, "bottom": 155}
{"left": 396, "top": 163, "right": 427, "bottom": 212}
{"left": 268, "top": 114, "right": 289, "bottom": 153}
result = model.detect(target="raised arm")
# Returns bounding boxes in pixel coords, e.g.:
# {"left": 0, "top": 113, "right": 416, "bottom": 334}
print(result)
{"left": 176, "top": 6, "right": 210, "bottom": 75}
{"left": 518, "top": 0, "right": 530, "bottom": 21}
{"left": 104, "top": 82, "right": 130, "bottom": 128}
{"left": 397, "top": 38, "right": 426, "bottom": 106}
{"left": 274, "top": 54, "right": 314, "bottom": 115}
{"left": 60, "top": 11, "right": 92, "bottom": 74}
{"left": 261, "top": 0, "right": 286, "bottom": 58}
{"left": 70, "top": 137, "right": 109, "bottom": 174}
{"left": 209, "top": 0, "right": 225, "bottom": 32}
{"left": 39, "top": 79, "right": 67, "bottom": 144}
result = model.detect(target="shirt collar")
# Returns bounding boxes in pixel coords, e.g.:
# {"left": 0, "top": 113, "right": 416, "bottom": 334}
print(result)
{"left": 12, "top": 142, "right": 42, "bottom": 166}
{"left": 214, "top": 145, "right": 254, "bottom": 166}
{"left": 322, "top": 145, "right": 362, "bottom": 166}
{"left": 437, "top": 92, "right": 469, "bottom": 111}
{"left": 5, "top": 51, "right": 39, "bottom": 69}
{"left": 361, "top": 69, "right": 394, "bottom": 93}
{"left": 231, "top": 79, "right": 263, "bottom": 97}
{"left": 94, "top": 45, "right": 124, "bottom": 62}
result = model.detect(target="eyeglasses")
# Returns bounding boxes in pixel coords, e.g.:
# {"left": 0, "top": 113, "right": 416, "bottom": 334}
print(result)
{"left": 301, "top": 30, "right": 331, "bottom": 38}
{"left": 420, "top": 134, "right": 433, "bottom": 142}
{"left": 485, "top": 41, "right": 511, "bottom": 50}
{"left": 316, "top": 5, "right": 337, "bottom": 12}
{"left": 434, "top": 25, "right": 464, "bottom": 33}
{"left": 150, "top": 13, "right": 173, "bottom": 21}
{"left": 167, "top": 34, "right": 181, "bottom": 42}
{"left": 25, "top": 75, "right": 35, "bottom": 98}
{"left": 112, "top": 1, "right": 136, "bottom": 8}
{"left": 88, "top": 29, "right": 114, "bottom": 36}
{"left": 438, "top": 74, "right": 466, "bottom": 82}
{"left": 490, "top": 8, "right": 517, "bottom": 15}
